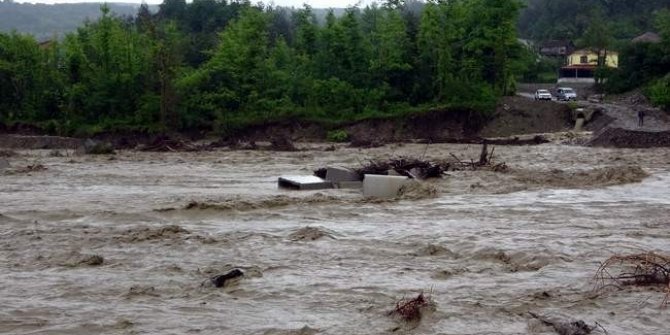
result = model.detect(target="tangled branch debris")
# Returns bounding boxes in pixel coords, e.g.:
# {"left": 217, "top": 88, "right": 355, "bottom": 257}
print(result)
{"left": 356, "top": 157, "right": 445, "bottom": 179}
{"left": 446, "top": 142, "right": 508, "bottom": 172}
{"left": 319, "top": 143, "right": 507, "bottom": 180}
{"left": 82, "top": 139, "right": 115, "bottom": 155}
{"left": 388, "top": 292, "right": 435, "bottom": 322}
{"left": 593, "top": 252, "right": 670, "bottom": 307}
{"left": 16, "top": 163, "right": 47, "bottom": 173}
{"left": 139, "top": 136, "right": 201, "bottom": 152}
{"left": 270, "top": 137, "right": 298, "bottom": 151}
{"left": 0, "top": 150, "right": 18, "bottom": 157}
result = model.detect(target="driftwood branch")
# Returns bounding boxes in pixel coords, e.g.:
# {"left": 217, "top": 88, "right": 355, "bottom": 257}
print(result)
{"left": 593, "top": 252, "right": 670, "bottom": 308}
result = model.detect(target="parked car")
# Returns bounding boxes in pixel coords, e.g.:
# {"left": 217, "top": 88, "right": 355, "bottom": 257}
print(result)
{"left": 534, "top": 89, "right": 553, "bottom": 101}
{"left": 556, "top": 87, "right": 577, "bottom": 101}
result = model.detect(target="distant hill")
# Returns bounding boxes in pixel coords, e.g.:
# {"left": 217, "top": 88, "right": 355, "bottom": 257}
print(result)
{"left": 0, "top": 2, "right": 348, "bottom": 40}
{"left": 0, "top": 2, "right": 154, "bottom": 40}
{"left": 518, "top": 0, "right": 669, "bottom": 40}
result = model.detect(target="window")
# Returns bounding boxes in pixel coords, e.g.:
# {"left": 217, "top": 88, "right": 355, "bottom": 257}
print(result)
{"left": 580, "top": 55, "right": 588, "bottom": 64}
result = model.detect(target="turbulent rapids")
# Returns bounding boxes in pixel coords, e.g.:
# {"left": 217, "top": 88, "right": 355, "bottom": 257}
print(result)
{"left": 1, "top": 143, "right": 670, "bottom": 334}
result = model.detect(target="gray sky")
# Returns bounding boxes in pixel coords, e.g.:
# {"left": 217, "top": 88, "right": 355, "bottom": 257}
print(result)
{"left": 17, "top": 0, "right": 373, "bottom": 8}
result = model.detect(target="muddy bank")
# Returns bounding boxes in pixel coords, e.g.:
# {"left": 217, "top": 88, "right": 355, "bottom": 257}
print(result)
{"left": 588, "top": 127, "right": 670, "bottom": 148}
{"left": 479, "top": 96, "right": 573, "bottom": 137}
{"left": 226, "top": 98, "right": 573, "bottom": 145}
{"left": 509, "top": 165, "right": 649, "bottom": 189}
{"left": 4, "top": 96, "right": 668, "bottom": 152}
{"left": 0, "top": 134, "right": 82, "bottom": 149}
{"left": 227, "top": 107, "right": 484, "bottom": 145}
{"left": 0, "top": 97, "right": 574, "bottom": 151}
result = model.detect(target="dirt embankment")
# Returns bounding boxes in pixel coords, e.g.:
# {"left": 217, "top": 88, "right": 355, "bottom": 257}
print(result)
{"left": 0, "top": 97, "right": 573, "bottom": 149}
{"left": 582, "top": 91, "right": 670, "bottom": 148}
{"left": 223, "top": 97, "right": 572, "bottom": 144}
{"left": 588, "top": 127, "right": 670, "bottom": 148}
{"left": 0, "top": 134, "right": 82, "bottom": 149}
{"left": 479, "top": 96, "right": 572, "bottom": 138}
{"left": 229, "top": 107, "right": 483, "bottom": 144}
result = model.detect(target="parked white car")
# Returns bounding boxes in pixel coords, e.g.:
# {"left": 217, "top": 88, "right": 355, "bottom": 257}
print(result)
{"left": 556, "top": 87, "right": 577, "bottom": 101}
{"left": 534, "top": 89, "right": 553, "bottom": 101}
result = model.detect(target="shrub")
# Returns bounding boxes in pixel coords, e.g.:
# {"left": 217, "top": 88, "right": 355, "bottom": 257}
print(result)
{"left": 648, "top": 75, "right": 670, "bottom": 111}
{"left": 566, "top": 101, "right": 579, "bottom": 111}
{"left": 326, "top": 129, "right": 349, "bottom": 142}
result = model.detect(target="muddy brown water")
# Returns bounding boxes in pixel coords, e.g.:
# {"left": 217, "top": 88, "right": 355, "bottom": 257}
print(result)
{"left": 1, "top": 143, "right": 669, "bottom": 334}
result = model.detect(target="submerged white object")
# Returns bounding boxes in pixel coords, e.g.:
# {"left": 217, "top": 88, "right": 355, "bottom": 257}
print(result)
{"left": 363, "top": 174, "right": 410, "bottom": 198}
{"left": 278, "top": 176, "right": 333, "bottom": 190}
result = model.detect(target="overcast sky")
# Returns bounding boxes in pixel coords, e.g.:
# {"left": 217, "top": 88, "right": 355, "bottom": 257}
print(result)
{"left": 16, "top": 0, "right": 373, "bottom": 8}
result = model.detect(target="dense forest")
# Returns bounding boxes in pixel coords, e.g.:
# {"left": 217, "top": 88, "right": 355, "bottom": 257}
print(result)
{"left": 0, "top": 0, "right": 523, "bottom": 136}
{"left": 1, "top": 0, "right": 669, "bottom": 137}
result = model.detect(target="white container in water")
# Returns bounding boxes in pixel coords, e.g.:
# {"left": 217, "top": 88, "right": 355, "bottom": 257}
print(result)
{"left": 278, "top": 176, "right": 333, "bottom": 190}
{"left": 363, "top": 174, "right": 410, "bottom": 198}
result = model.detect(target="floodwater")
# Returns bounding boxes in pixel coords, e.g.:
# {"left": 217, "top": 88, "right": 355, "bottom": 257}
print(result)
{"left": 1, "top": 143, "right": 669, "bottom": 334}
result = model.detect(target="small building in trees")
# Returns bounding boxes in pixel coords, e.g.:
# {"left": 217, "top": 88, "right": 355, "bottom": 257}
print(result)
{"left": 632, "top": 32, "right": 661, "bottom": 44}
{"left": 566, "top": 49, "right": 618, "bottom": 68}
{"left": 558, "top": 49, "right": 618, "bottom": 84}
{"left": 539, "top": 40, "right": 575, "bottom": 57}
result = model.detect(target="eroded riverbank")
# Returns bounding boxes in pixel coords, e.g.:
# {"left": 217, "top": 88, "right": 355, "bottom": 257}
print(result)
{"left": 1, "top": 143, "right": 669, "bottom": 334}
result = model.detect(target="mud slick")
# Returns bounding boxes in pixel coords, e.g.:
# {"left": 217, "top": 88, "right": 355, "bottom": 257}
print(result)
{"left": 288, "top": 227, "right": 334, "bottom": 241}
{"left": 511, "top": 165, "right": 649, "bottom": 189}
{"left": 175, "top": 194, "right": 341, "bottom": 212}
{"left": 60, "top": 251, "right": 104, "bottom": 267}
{"left": 115, "top": 225, "right": 190, "bottom": 242}
{"left": 0, "top": 134, "right": 82, "bottom": 149}
{"left": 2, "top": 163, "right": 47, "bottom": 175}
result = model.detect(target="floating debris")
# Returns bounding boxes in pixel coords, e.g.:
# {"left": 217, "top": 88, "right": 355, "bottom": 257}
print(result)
{"left": 288, "top": 227, "right": 334, "bottom": 241}
{"left": 593, "top": 252, "right": 670, "bottom": 307}
{"left": 210, "top": 269, "right": 244, "bottom": 288}
{"left": 315, "top": 144, "right": 507, "bottom": 182}
{"left": 389, "top": 292, "right": 435, "bottom": 322}
{"left": 528, "top": 312, "right": 601, "bottom": 335}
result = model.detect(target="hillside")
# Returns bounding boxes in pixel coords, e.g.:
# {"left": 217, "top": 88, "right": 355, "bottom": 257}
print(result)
{"left": 4, "top": 1, "right": 669, "bottom": 42}
{"left": 518, "top": 0, "right": 669, "bottom": 40}
{"left": 0, "top": 2, "right": 151, "bottom": 40}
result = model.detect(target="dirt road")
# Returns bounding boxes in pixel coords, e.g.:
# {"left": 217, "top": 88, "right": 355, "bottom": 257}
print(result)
{"left": 516, "top": 88, "right": 670, "bottom": 147}
{"left": 591, "top": 102, "right": 670, "bottom": 132}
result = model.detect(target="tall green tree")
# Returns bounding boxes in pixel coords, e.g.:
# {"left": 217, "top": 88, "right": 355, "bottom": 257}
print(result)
{"left": 61, "top": 4, "right": 152, "bottom": 130}
{"left": 178, "top": 8, "right": 277, "bottom": 130}
{"left": 371, "top": 7, "right": 411, "bottom": 98}
{"left": 581, "top": 9, "right": 614, "bottom": 85}
{"left": 0, "top": 32, "right": 62, "bottom": 123}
